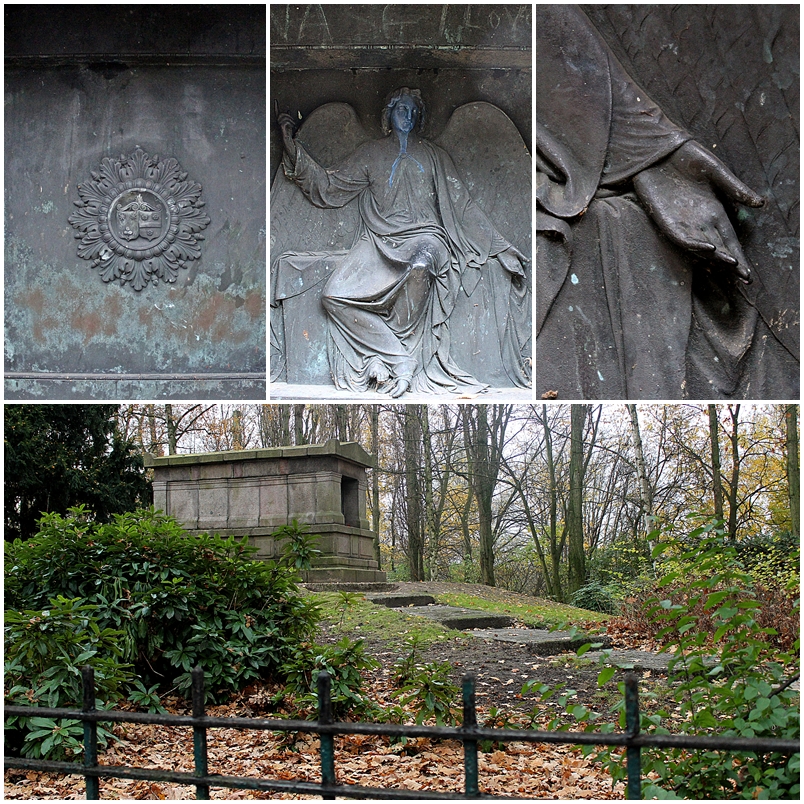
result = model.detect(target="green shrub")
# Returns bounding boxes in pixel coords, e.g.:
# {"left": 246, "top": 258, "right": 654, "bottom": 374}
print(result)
{"left": 5, "top": 506, "right": 320, "bottom": 701}
{"left": 4, "top": 596, "right": 128, "bottom": 759}
{"left": 566, "top": 523, "right": 800, "bottom": 799}
{"left": 735, "top": 531, "right": 800, "bottom": 591}
{"left": 393, "top": 660, "right": 461, "bottom": 727}
{"left": 569, "top": 580, "right": 620, "bottom": 615}
{"left": 273, "top": 519, "right": 322, "bottom": 572}
{"left": 277, "top": 637, "right": 380, "bottom": 718}
{"left": 587, "top": 539, "right": 654, "bottom": 594}
{"left": 391, "top": 632, "right": 429, "bottom": 687}
{"left": 391, "top": 635, "right": 460, "bottom": 727}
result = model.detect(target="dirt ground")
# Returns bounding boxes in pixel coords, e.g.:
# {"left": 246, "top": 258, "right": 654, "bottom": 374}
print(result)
{"left": 316, "top": 581, "right": 623, "bottom": 719}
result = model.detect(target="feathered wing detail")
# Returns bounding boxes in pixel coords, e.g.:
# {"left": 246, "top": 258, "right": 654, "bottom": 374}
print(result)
{"left": 436, "top": 102, "right": 532, "bottom": 387}
{"left": 270, "top": 104, "right": 372, "bottom": 382}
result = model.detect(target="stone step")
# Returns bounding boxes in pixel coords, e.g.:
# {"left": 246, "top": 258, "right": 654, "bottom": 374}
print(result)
{"left": 584, "top": 649, "right": 671, "bottom": 672}
{"left": 303, "top": 581, "right": 399, "bottom": 593}
{"left": 472, "top": 628, "right": 612, "bottom": 656}
{"left": 585, "top": 649, "right": 719, "bottom": 674}
{"left": 393, "top": 604, "right": 515, "bottom": 630}
{"left": 367, "top": 593, "right": 437, "bottom": 608}
{"left": 301, "top": 567, "right": 389, "bottom": 584}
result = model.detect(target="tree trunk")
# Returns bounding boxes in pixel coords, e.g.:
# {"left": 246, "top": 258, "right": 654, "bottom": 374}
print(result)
{"left": 627, "top": 404, "right": 658, "bottom": 566}
{"left": 542, "top": 405, "right": 562, "bottom": 600}
{"left": 232, "top": 409, "right": 243, "bottom": 450}
{"left": 786, "top": 405, "right": 800, "bottom": 538}
{"left": 566, "top": 404, "right": 587, "bottom": 597}
{"left": 422, "top": 406, "right": 436, "bottom": 580}
{"left": 146, "top": 404, "right": 160, "bottom": 455}
{"left": 708, "top": 404, "right": 724, "bottom": 523}
{"left": 461, "top": 484, "right": 474, "bottom": 581}
{"left": 370, "top": 405, "right": 382, "bottom": 569}
{"left": 726, "top": 405, "right": 740, "bottom": 540}
{"left": 468, "top": 405, "right": 496, "bottom": 587}
{"left": 404, "top": 406, "right": 424, "bottom": 581}
{"left": 334, "top": 405, "right": 348, "bottom": 442}
{"left": 293, "top": 404, "right": 305, "bottom": 445}
{"left": 164, "top": 404, "right": 177, "bottom": 455}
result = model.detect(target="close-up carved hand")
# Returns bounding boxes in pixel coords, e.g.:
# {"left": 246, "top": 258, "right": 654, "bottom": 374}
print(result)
{"left": 496, "top": 245, "right": 530, "bottom": 280}
{"left": 634, "top": 141, "right": 764, "bottom": 284}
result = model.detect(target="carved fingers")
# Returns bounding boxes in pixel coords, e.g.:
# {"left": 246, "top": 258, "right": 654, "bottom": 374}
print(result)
{"left": 673, "top": 141, "right": 765, "bottom": 208}
{"left": 634, "top": 142, "right": 760, "bottom": 284}
{"left": 497, "top": 246, "right": 530, "bottom": 277}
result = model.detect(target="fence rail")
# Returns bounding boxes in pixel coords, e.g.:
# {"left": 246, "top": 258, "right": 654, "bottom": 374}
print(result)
{"left": 4, "top": 666, "right": 800, "bottom": 799}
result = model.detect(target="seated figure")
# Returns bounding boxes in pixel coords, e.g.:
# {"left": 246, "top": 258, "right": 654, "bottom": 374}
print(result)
{"left": 275, "top": 87, "right": 531, "bottom": 397}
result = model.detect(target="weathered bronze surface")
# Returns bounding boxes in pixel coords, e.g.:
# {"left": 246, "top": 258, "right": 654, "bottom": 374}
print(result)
{"left": 536, "top": 5, "right": 799, "bottom": 400}
{"left": 5, "top": 6, "right": 266, "bottom": 400}
{"left": 270, "top": 5, "right": 532, "bottom": 398}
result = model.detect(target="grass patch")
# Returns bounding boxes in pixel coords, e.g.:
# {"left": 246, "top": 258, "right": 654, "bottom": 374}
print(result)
{"left": 433, "top": 592, "right": 611, "bottom": 629}
{"left": 309, "top": 591, "right": 452, "bottom": 649}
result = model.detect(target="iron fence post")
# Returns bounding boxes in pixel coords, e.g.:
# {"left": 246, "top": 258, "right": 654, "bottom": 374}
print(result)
{"left": 192, "top": 666, "right": 210, "bottom": 800}
{"left": 462, "top": 674, "right": 479, "bottom": 797}
{"left": 318, "top": 672, "right": 336, "bottom": 800}
{"left": 625, "top": 673, "right": 642, "bottom": 800}
{"left": 82, "top": 666, "right": 100, "bottom": 800}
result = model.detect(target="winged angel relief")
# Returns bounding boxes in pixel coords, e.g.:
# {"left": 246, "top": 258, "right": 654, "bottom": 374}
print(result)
{"left": 69, "top": 149, "right": 210, "bottom": 291}
{"left": 271, "top": 88, "right": 532, "bottom": 397}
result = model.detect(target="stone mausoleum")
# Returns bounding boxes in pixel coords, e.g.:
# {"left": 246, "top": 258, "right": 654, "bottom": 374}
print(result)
{"left": 145, "top": 440, "right": 385, "bottom": 583}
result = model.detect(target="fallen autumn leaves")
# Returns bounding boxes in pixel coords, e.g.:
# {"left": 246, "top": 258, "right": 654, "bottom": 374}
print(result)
{"left": 5, "top": 682, "right": 626, "bottom": 800}
{"left": 4, "top": 725, "right": 624, "bottom": 799}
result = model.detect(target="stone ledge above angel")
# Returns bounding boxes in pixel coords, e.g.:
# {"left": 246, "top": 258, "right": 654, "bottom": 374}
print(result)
{"left": 270, "top": 87, "right": 532, "bottom": 398}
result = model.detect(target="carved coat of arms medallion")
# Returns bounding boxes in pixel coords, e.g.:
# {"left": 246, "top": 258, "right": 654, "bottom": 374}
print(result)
{"left": 69, "top": 148, "right": 210, "bottom": 290}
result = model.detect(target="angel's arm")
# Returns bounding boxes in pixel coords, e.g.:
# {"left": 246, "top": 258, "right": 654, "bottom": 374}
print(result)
{"left": 280, "top": 118, "right": 370, "bottom": 209}
{"left": 600, "top": 47, "right": 763, "bottom": 282}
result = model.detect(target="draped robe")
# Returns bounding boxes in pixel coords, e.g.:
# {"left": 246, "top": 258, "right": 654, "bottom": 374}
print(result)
{"left": 278, "top": 132, "right": 519, "bottom": 394}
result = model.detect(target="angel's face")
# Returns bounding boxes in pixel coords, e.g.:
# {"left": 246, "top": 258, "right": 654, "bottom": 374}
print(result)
{"left": 391, "top": 96, "right": 419, "bottom": 134}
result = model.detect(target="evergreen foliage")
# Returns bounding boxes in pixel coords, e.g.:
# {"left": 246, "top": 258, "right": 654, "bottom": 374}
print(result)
{"left": 5, "top": 507, "right": 321, "bottom": 758}
{"left": 4, "top": 405, "right": 151, "bottom": 541}
{"left": 564, "top": 523, "right": 800, "bottom": 799}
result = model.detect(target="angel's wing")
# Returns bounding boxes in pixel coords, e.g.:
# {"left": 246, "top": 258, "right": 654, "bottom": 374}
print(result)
{"left": 436, "top": 102, "right": 531, "bottom": 257}
{"left": 436, "top": 102, "right": 532, "bottom": 387}
{"left": 269, "top": 103, "right": 371, "bottom": 381}
{"left": 270, "top": 102, "right": 372, "bottom": 259}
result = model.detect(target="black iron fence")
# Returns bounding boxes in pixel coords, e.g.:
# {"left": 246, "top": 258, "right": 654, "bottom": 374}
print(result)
{"left": 4, "top": 667, "right": 799, "bottom": 799}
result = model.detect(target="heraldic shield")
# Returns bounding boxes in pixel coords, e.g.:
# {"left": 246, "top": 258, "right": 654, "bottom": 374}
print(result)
{"left": 115, "top": 192, "right": 164, "bottom": 243}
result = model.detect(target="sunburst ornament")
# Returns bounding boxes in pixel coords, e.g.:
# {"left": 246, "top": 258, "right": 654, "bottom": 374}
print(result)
{"left": 69, "top": 148, "right": 210, "bottom": 291}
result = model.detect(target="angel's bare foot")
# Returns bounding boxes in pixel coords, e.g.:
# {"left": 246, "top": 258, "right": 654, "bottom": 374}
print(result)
{"left": 389, "top": 377, "right": 410, "bottom": 398}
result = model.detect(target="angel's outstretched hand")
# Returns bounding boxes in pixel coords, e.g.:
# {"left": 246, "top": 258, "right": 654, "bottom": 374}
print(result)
{"left": 633, "top": 141, "right": 764, "bottom": 284}
{"left": 277, "top": 113, "right": 297, "bottom": 153}
{"left": 496, "top": 245, "right": 531, "bottom": 284}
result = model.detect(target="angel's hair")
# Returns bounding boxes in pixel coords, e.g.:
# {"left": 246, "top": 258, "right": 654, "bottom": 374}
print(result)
{"left": 382, "top": 87, "right": 426, "bottom": 135}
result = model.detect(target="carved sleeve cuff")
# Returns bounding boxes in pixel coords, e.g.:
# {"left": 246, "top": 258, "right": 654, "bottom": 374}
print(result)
{"left": 602, "top": 54, "right": 691, "bottom": 185}
{"left": 489, "top": 229, "right": 512, "bottom": 256}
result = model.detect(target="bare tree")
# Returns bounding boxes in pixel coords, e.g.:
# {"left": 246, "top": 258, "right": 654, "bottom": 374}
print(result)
{"left": 708, "top": 404, "right": 725, "bottom": 523}
{"left": 566, "top": 405, "right": 587, "bottom": 596}
{"left": 403, "top": 405, "right": 424, "bottom": 581}
{"left": 785, "top": 405, "right": 799, "bottom": 538}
